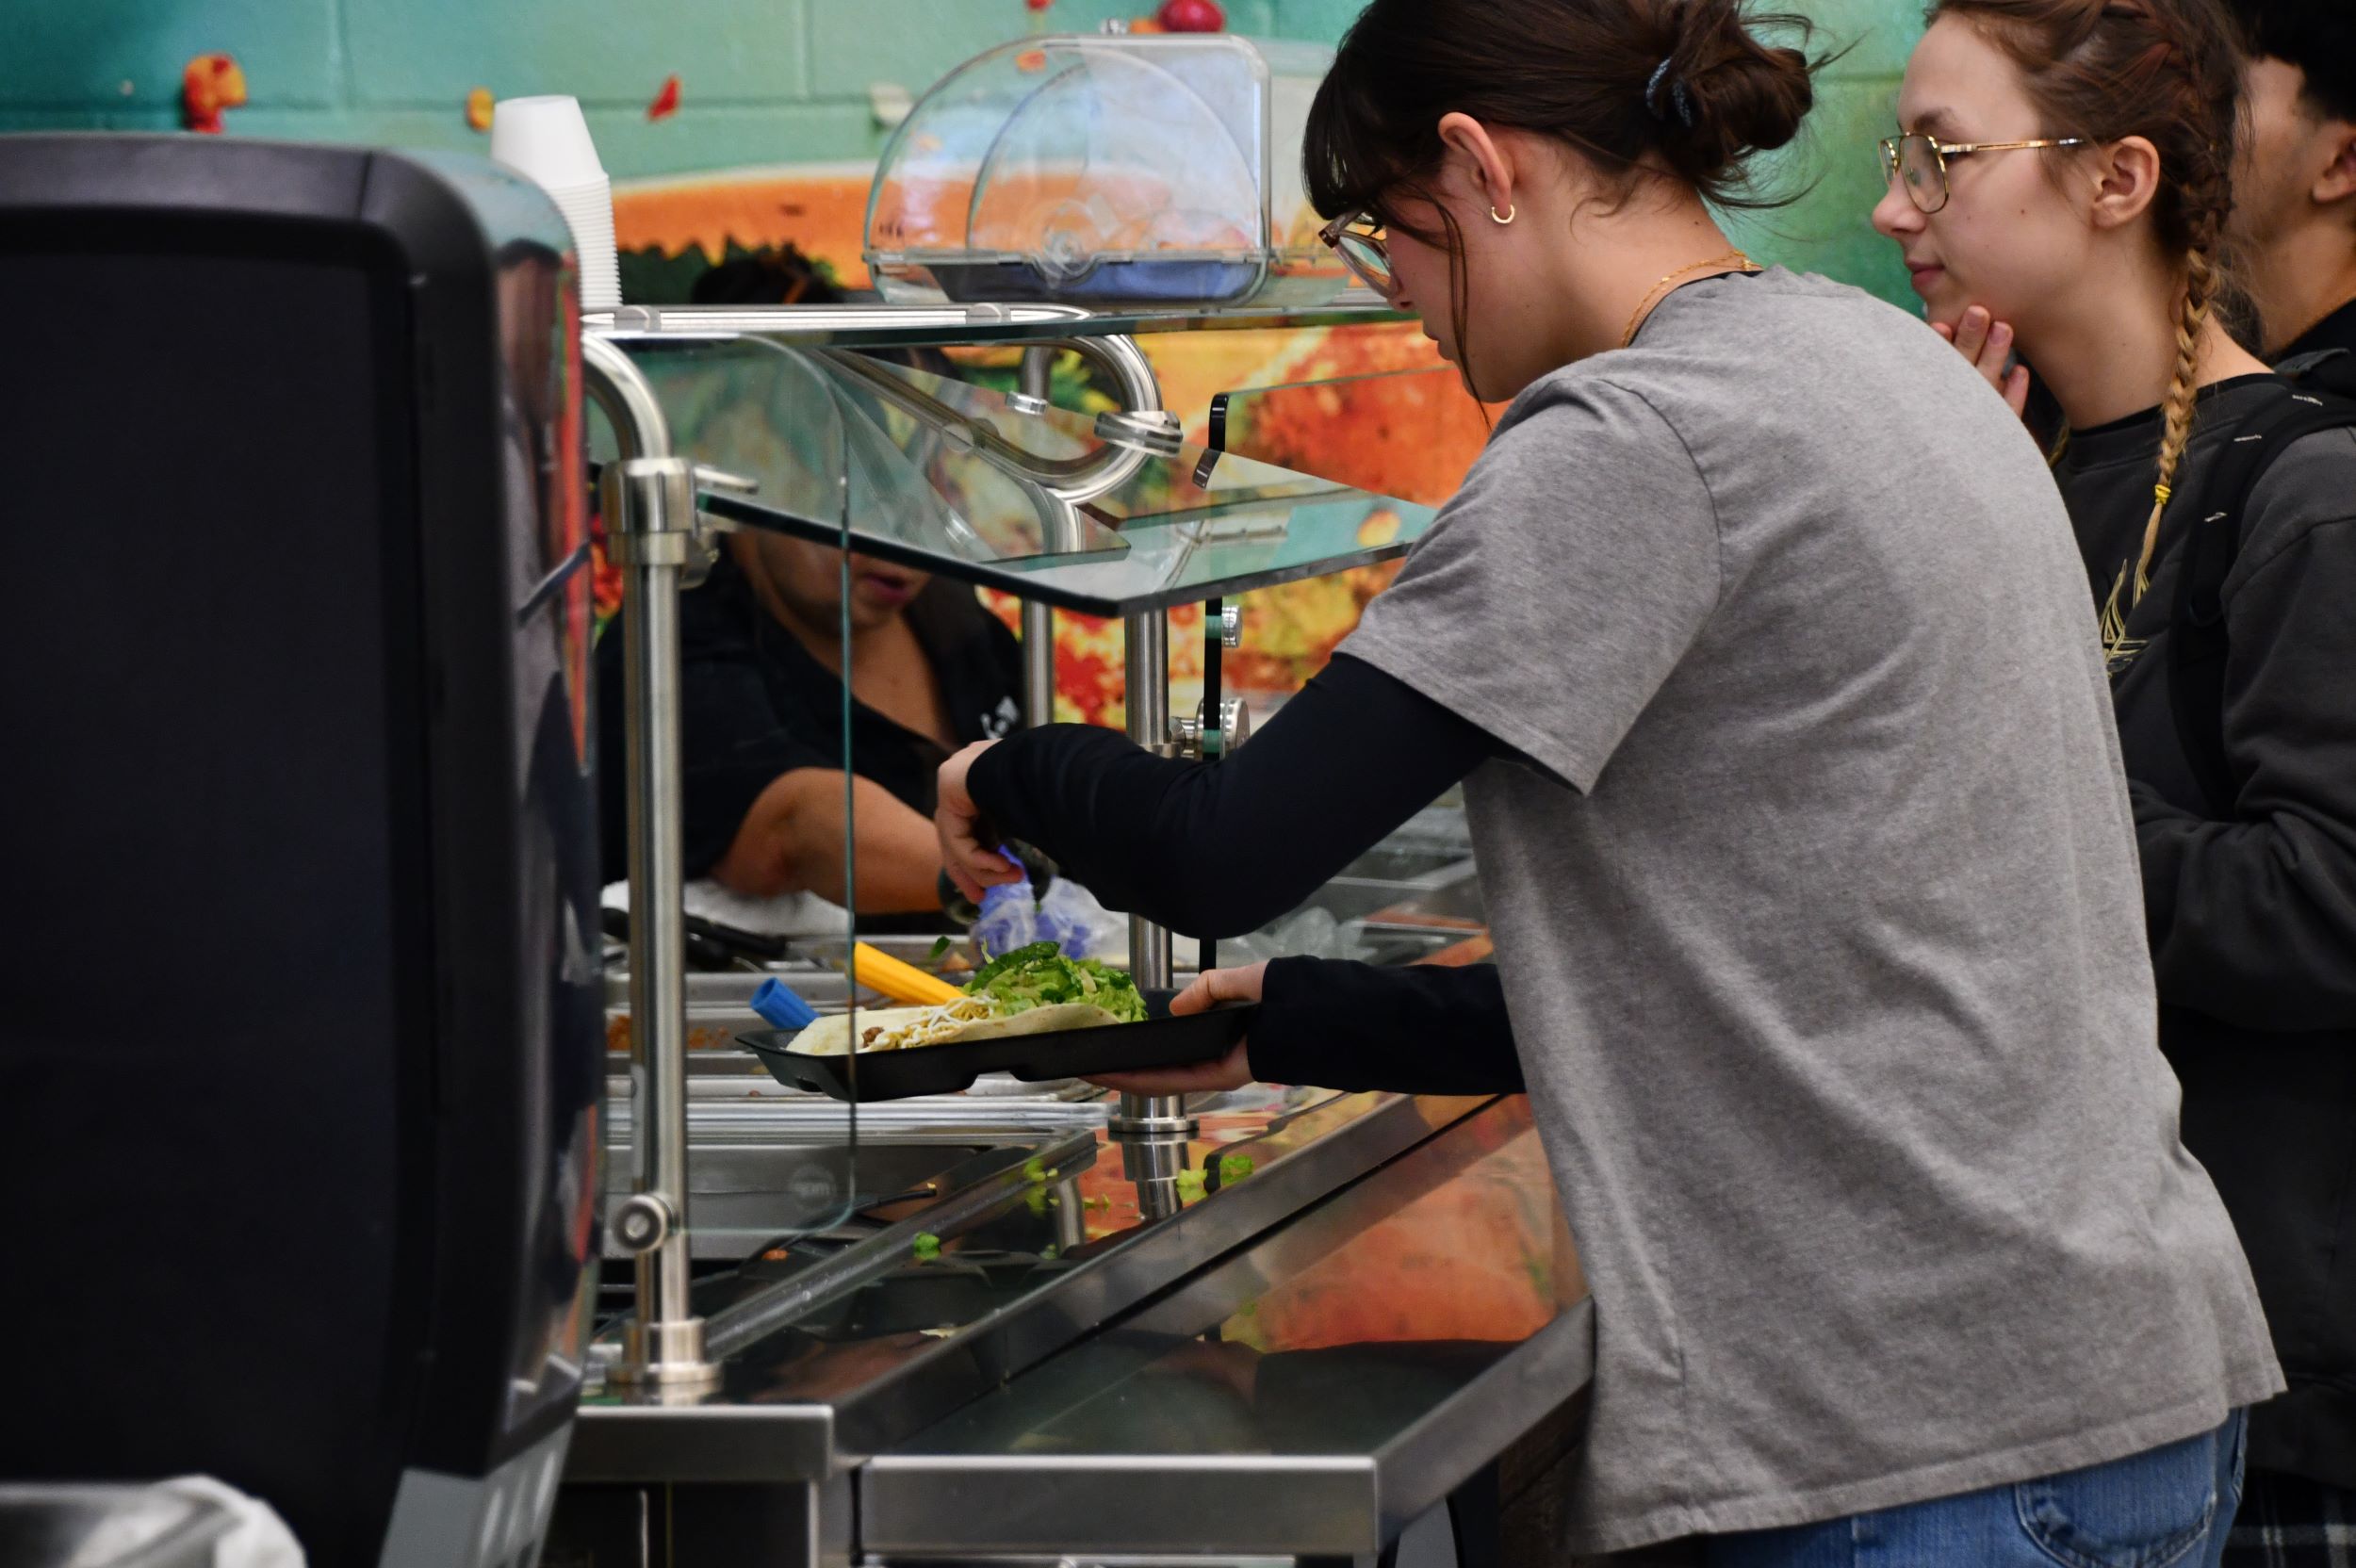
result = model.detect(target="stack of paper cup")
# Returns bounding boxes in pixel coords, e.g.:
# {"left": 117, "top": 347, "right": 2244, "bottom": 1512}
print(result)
{"left": 489, "top": 94, "right": 620, "bottom": 309}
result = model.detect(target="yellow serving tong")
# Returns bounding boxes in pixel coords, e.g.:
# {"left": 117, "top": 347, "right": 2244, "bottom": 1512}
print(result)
{"left": 846, "top": 941, "right": 963, "bottom": 1006}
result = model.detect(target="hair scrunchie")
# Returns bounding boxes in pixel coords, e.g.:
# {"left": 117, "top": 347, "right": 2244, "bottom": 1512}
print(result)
{"left": 1645, "top": 55, "right": 1695, "bottom": 126}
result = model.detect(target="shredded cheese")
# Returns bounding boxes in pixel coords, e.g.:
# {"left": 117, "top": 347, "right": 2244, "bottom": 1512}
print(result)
{"left": 857, "top": 995, "right": 998, "bottom": 1053}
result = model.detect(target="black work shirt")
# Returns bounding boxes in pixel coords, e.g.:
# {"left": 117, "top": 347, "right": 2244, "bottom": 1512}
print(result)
{"left": 595, "top": 554, "right": 1023, "bottom": 884}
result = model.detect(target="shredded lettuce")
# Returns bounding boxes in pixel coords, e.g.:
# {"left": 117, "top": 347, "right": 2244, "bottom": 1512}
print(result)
{"left": 959, "top": 942, "right": 1146, "bottom": 1023}
{"left": 965, "top": 940, "right": 1059, "bottom": 991}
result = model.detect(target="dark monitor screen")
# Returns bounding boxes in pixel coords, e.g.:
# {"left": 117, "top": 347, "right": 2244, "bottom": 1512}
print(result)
{"left": 0, "top": 232, "right": 428, "bottom": 1562}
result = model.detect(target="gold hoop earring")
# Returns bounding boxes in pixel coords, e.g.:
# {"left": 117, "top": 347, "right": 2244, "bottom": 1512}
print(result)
{"left": 1489, "top": 204, "right": 1516, "bottom": 225}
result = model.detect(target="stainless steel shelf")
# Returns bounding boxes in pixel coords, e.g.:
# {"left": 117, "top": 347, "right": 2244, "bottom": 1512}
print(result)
{"left": 859, "top": 1096, "right": 1593, "bottom": 1560}
{"left": 584, "top": 296, "right": 1408, "bottom": 351}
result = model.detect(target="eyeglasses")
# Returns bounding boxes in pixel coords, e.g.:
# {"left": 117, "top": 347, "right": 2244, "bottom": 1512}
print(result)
{"left": 1879, "top": 132, "right": 2090, "bottom": 215}
{"left": 1317, "top": 209, "right": 1393, "bottom": 296}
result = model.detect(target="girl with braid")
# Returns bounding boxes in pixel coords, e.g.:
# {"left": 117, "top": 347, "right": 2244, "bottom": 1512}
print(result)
{"left": 1878, "top": 5, "right": 2356, "bottom": 1562}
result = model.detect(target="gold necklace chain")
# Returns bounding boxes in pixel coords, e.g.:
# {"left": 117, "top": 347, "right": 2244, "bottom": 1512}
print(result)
{"left": 1618, "top": 251, "right": 1760, "bottom": 349}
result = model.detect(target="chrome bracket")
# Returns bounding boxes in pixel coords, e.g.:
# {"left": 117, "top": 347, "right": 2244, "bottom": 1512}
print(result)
{"left": 1092, "top": 406, "right": 1186, "bottom": 455}
{"left": 1169, "top": 697, "right": 1252, "bottom": 762}
{"left": 609, "top": 1192, "right": 675, "bottom": 1252}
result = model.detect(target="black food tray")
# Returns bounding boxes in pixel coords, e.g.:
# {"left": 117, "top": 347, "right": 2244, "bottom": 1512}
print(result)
{"left": 740, "top": 992, "right": 1254, "bottom": 1102}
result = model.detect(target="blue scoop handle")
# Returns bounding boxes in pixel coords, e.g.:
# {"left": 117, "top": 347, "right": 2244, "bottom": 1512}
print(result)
{"left": 750, "top": 977, "right": 821, "bottom": 1031}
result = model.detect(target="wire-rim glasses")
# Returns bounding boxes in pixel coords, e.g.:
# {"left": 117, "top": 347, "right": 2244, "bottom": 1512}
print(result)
{"left": 1879, "top": 132, "right": 2091, "bottom": 215}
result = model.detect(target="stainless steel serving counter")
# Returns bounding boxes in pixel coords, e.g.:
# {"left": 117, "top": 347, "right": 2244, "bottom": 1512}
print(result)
{"left": 552, "top": 1091, "right": 1591, "bottom": 1568}
{"left": 568, "top": 288, "right": 1567, "bottom": 1567}
{"left": 864, "top": 1095, "right": 1589, "bottom": 1561}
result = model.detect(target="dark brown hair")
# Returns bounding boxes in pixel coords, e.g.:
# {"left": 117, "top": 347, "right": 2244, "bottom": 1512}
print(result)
{"left": 2228, "top": 0, "right": 2356, "bottom": 122}
{"left": 1304, "top": 0, "right": 1822, "bottom": 387}
{"left": 1929, "top": 0, "right": 2246, "bottom": 644}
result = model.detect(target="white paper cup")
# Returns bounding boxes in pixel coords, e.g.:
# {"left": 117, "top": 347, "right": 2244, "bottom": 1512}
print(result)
{"left": 490, "top": 96, "right": 623, "bottom": 305}
{"left": 489, "top": 95, "right": 606, "bottom": 189}
{"left": 547, "top": 186, "right": 615, "bottom": 231}
{"left": 522, "top": 167, "right": 620, "bottom": 308}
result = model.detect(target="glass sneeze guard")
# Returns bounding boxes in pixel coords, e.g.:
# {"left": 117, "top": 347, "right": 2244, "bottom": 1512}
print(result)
{"left": 581, "top": 337, "right": 869, "bottom": 1390}
{"left": 611, "top": 334, "right": 1440, "bottom": 617}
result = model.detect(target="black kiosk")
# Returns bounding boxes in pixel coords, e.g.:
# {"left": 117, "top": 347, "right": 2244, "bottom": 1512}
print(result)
{"left": 0, "top": 136, "right": 604, "bottom": 1568}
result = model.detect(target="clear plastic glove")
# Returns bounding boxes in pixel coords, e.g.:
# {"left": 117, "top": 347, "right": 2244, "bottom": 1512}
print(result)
{"left": 973, "top": 846, "right": 1040, "bottom": 958}
{"left": 1219, "top": 906, "right": 1371, "bottom": 967}
{"left": 1036, "top": 876, "right": 1123, "bottom": 961}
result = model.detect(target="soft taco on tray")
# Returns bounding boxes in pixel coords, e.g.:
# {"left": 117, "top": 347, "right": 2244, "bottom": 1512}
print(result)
{"left": 794, "top": 941, "right": 1146, "bottom": 1056}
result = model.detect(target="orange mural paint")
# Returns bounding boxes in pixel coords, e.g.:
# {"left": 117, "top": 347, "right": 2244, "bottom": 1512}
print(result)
{"left": 180, "top": 54, "right": 246, "bottom": 135}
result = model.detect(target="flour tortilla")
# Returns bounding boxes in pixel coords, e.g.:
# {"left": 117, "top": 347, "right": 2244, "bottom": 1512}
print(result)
{"left": 793, "top": 1005, "right": 935, "bottom": 1056}
{"left": 791, "top": 1000, "right": 1124, "bottom": 1057}
{"left": 934, "top": 1001, "right": 1123, "bottom": 1042}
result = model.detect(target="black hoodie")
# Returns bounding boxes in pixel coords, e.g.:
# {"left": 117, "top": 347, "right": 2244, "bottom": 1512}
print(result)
{"left": 2053, "top": 374, "right": 2356, "bottom": 1489}
{"left": 2281, "top": 295, "right": 2356, "bottom": 365}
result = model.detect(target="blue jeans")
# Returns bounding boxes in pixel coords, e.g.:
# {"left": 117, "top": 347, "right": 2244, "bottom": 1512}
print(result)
{"left": 1706, "top": 1411, "right": 2250, "bottom": 1568}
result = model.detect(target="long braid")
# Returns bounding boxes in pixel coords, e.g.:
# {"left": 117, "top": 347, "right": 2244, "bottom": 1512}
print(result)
{"left": 2100, "top": 243, "right": 2215, "bottom": 662}
{"left": 2138, "top": 244, "right": 2219, "bottom": 599}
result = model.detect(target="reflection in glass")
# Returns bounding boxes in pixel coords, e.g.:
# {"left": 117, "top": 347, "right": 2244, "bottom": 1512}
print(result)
{"left": 586, "top": 334, "right": 1466, "bottom": 1307}
{"left": 891, "top": 1105, "right": 1575, "bottom": 1457}
{"left": 498, "top": 237, "right": 603, "bottom": 1431}
{"left": 581, "top": 341, "right": 879, "bottom": 1281}
{"left": 1210, "top": 366, "right": 1478, "bottom": 502}
{"left": 606, "top": 334, "right": 1439, "bottom": 615}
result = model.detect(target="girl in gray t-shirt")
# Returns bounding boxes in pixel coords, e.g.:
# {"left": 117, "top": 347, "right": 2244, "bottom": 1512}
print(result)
{"left": 939, "top": 0, "right": 2281, "bottom": 1559}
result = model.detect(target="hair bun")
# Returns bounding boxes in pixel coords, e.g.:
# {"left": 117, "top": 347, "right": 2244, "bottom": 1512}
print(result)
{"left": 1304, "top": 0, "right": 1825, "bottom": 236}
{"left": 1656, "top": 0, "right": 1815, "bottom": 179}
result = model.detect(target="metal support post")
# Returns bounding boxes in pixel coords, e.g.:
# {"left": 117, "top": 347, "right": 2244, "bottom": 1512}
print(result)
{"left": 1018, "top": 346, "right": 1057, "bottom": 727}
{"left": 582, "top": 335, "right": 718, "bottom": 1387}
{"left": 1113, "top": 607, "right": 1197, "bottom": 1215}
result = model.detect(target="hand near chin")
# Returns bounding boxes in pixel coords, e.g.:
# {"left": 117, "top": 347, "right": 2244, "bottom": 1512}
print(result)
{"left": 1932, "top": 304, "right": 2032, "bottom": 420}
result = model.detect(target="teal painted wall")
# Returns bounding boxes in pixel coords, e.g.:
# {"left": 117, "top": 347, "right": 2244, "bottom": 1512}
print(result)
{"left": 1725, "top": 0, "right": 1926, "bottom": 305}
{"left": 1, "top": 0, "right": 1924, "bottom": 300}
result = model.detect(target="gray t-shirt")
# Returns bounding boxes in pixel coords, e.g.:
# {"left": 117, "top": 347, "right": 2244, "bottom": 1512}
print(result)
{"left": 1343, "top": 268, "right": 2282, "bottom": 1554}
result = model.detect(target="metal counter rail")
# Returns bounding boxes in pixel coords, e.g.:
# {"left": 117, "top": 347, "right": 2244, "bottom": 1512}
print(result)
{"left": 859, "top": 1096, "right": 1593, "bottom": 1561}
{"left": 584, "top": 297, "right": 1406, "bottom": 351}
{"left": 564, "top": 1090, "right": 1489, "bottom": 1485}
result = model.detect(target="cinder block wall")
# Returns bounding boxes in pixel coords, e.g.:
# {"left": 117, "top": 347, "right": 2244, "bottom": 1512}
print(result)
{"left": 0, "top": 0, "right": 1924, "bottom": 301}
